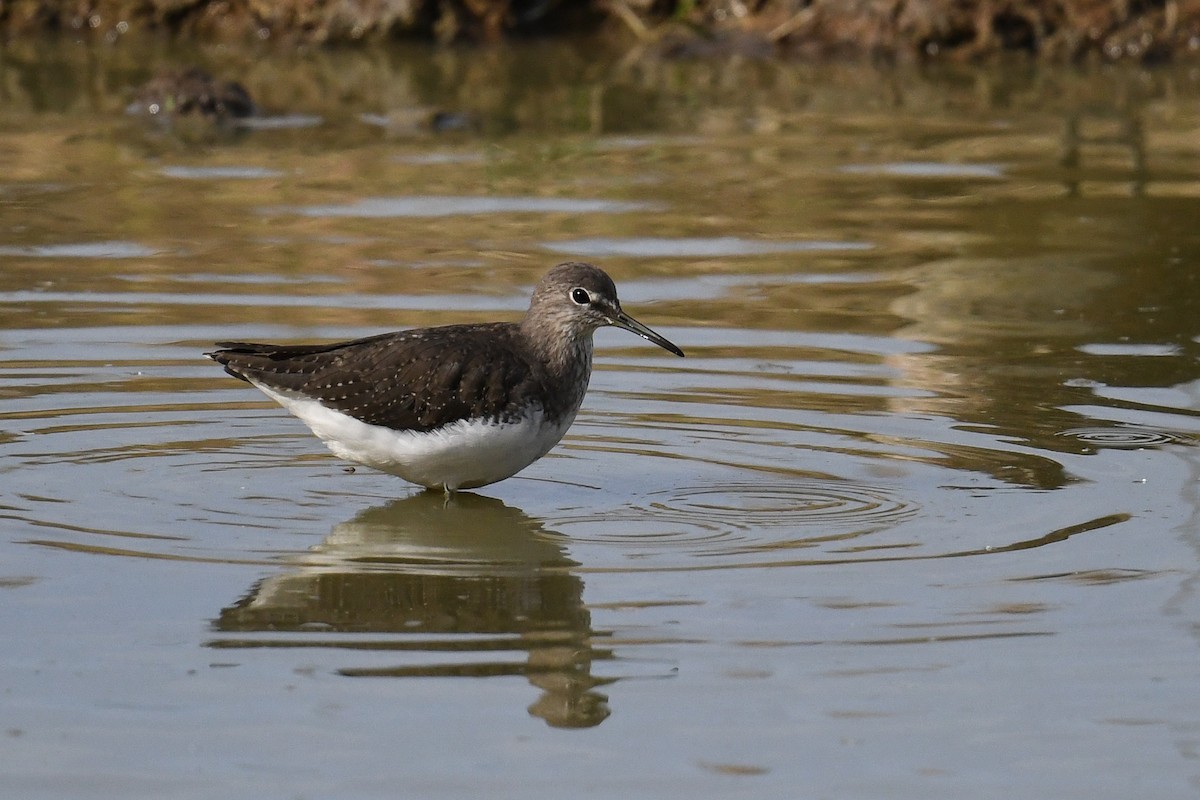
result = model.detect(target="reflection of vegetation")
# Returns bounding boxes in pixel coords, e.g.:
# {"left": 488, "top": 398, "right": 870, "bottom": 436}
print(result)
{"left": 3, "top": 38, "right": 1199, "bottom": 483}
{"left": 3, "top": 1, "right": 1199, "bottom": 61}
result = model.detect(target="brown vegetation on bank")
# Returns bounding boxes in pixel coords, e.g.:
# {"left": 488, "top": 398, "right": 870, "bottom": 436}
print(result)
{"left": 3, "top": 0, "right": 1199, "bottom": 62}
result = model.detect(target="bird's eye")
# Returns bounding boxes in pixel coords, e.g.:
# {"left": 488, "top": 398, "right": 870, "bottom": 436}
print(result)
{"left": 570, "top": 287, "right": 590, "bottom": 305}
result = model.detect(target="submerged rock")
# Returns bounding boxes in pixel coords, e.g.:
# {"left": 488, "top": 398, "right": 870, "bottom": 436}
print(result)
{"left": 127, "top": 67, "right": 256, "bottom": 122}
{"left": 358, "top": 108, "right": 480, "bottom": 137}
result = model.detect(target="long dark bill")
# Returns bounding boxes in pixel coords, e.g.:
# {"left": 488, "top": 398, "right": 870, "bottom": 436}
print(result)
{"left": 611, "top": 310, "right": 685, "bottom": 358}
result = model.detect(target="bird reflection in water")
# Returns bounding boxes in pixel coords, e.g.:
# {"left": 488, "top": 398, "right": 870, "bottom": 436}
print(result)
{"left": 211, "top": 492, "right": 611, "bottom": 728}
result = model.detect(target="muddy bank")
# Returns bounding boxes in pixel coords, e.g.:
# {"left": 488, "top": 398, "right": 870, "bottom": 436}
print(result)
{"left": 3, "top": 1, "right": 1200, "bottom": 62}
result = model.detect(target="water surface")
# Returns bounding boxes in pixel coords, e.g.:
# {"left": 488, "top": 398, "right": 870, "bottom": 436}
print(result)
{"left": 3, "top": 40, "right": 1200, "bottom": 798}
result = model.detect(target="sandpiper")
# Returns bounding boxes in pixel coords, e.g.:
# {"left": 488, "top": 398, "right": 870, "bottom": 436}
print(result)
{"left": 207, "top": 262, "right": 684, "bottom": 492}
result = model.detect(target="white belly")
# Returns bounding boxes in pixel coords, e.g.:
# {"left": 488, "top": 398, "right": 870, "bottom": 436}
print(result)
{"left": 253, "top": 382, "right": 574, "bottom": 491}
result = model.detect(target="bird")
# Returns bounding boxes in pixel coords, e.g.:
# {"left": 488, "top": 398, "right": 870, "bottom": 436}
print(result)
{"left": 206, "top": 262, "right": 684, "bottom": 492}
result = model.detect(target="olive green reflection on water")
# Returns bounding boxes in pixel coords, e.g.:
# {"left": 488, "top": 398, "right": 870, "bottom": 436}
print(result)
{"left": 211, "top": 492, "right": 612, "bottom": 729}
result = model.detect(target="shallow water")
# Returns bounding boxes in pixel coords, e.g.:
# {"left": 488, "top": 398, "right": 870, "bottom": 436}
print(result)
{"left": 3, "top": 38, "right": 1200, "bottom": 797}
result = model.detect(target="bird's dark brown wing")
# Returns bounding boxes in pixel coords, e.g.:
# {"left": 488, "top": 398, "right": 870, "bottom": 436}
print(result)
{"left": 207, "top": 323, "right": 549, "bottom": 433}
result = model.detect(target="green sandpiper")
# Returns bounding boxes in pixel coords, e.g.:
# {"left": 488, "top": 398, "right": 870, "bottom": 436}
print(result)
{"left": 207, "top": 262, "right": 684, "bottom": 492}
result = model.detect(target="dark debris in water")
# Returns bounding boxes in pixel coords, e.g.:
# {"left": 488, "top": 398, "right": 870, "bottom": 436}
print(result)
{"left": 697, "top": 760, "right": 770, "bottom": 776}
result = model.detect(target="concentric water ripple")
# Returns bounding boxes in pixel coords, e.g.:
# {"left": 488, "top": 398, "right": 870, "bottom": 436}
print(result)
{"left": 550, "top": 481, "right": 918, "bottom": 561}
{"left": 1056, "top": 426, "right": 1193, "bottom": 449}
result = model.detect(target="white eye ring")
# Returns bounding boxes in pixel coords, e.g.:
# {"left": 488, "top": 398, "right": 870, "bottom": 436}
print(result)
{"left": 570, "top": 287, "right": 590, "bottom": 305}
